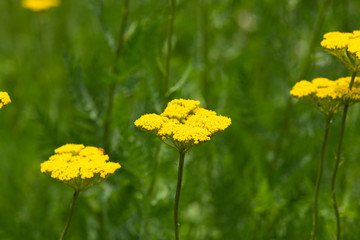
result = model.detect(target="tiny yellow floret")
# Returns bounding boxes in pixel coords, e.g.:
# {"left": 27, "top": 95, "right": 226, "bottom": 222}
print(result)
{"left": 135, "top": 99, "right": 231, "bottom": 152}
{"left": 0, "top": 92, "right": 11, "bottom": 109}
{"left": 41, "top": 144, "right": 121, "bottom": 191}
{"left": 22, "top": 0, "right": 60, "bottom": 11}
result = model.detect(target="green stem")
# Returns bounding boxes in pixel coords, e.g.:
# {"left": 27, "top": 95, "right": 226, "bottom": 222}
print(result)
{"left": 103, "top": 0, "right": 130, "bottom": 152}
{"left": 331, "top": 107, "right": 347, "bottom": 240}
{"left": 163, "top": 0, "right": 176, "bottom": 106}
{"left": 60, "top": 191, "right": 80, "bottom": 240}
{"left": 174, "top": 151, "right": 185, "bottom": 240}
{"left": 347, "top": 71, "right": 357, "bottom": 90}
{"left": 331, "top": 71, "right": 357, "bottom": 240}
{"left": 311, "top": 115, "right": 332, "bottom": 240}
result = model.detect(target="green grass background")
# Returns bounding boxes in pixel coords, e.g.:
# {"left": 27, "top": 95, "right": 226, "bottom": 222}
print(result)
{"left": 1, "top": 0, "right": 360, "bottom": 239}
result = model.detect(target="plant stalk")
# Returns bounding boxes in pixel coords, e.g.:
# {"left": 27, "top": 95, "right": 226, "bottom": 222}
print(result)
{"left": 174, "top": 151, "right": 185, "bottom": 240}
{"left": 60, "top": 191, "right": 80, "bottom": 240}
{"left": 331, "top": 70, "right": 357, "bottom": 240}
{"left": 311, "top": 115, "right": 332, "bottom": 240}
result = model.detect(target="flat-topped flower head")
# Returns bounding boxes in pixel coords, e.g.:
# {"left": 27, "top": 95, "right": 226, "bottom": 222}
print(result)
{"left": 337, "top": 76, "right": 360, "bottom": 102}
{"left": 135, "top": 99, "right": 231, "bottom": 152}
{"left": 290, "top": 77, "right": 360, "bottom": 115}
{"left": 134, "top": 114, "right": 165, "bottom": 134}
{"left": 41, "top": 144, "right": 121, "bottom": 191}
{"left": 0, "top": 92, "right": 11, "bottom": 109}
{"left": 22, "top": 0, "right": 60, "bottom": 11}
{"left": 321, "top": 32, "right": 353, "bottom": 50}
{"left": 321, "top": 31, "right": 360, "bottom": 71}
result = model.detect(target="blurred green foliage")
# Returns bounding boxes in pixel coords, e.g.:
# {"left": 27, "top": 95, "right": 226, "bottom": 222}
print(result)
{"left": 1, "top": 0, "right": 360, "bottom": 239}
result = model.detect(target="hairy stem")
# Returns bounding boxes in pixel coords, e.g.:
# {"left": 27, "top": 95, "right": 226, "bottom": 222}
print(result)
{"left": 331, "top": 70, "right": 357, "bottom": 240}
{"left": 60, "top": 191, "right": 80, "bottom": 240}
{"left": 311, "top": 115, "right": 332, "bottom": 240}
{"left": 103, "top": 0, "right": 130, "bottom": 152}
{"left": 174, "top": 151, "right": 185, "bottom": 240}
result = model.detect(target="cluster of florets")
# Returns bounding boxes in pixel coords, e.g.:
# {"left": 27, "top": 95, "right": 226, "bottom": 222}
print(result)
{"left": 321, "top": 31, "right": 360, "bottom": 71}
{"left": 290, "top": 77, "right": 360, "bottom": 115}
{"left": 0, "top": 92, "right": 11, "bottom": 109}
{"left": 135, "top": 99, "right": 231, "bottom": 152}
{"left": 41, "top": 144, "right": 121, "bottom": 191}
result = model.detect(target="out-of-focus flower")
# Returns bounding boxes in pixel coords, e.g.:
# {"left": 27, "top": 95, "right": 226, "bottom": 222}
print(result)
{"left": 0, "top": 92, "right": 11, "bottom": 109}
{"left": 22, "top": 0, "right": 60, "bottom": 11}
{"left": 321, "top": 31, "right": 360, "bottom": 71}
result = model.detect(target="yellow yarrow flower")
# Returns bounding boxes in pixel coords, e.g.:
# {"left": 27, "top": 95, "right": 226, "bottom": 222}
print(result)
{"left": 321, "top": 32, "right": 353, "bottom": 50}
{"left": 321, "top": 31, "right": 360, "bottom": 71}
{"left": 133, "top": 114, "right": 165, "bottom": 133}
{"left": 41, "top": 144, "right": 121, "bottom": 191}
{"left": 22, "top": 0, "right": 60, "bottom": 11}
{"left": 135, "top": 99, "right": 231, "bottom": 152}
{"left": 290, "top": 77, "right": 360, "bottom": 115}
{"left": 290, "top": 80, "right": 317, "bottom": 98}
{"left": 0, "top": 91, "right": 11, "bottom": 109}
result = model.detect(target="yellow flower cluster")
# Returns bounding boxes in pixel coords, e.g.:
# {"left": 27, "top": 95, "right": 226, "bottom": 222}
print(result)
{"left": 290, "top": 77, "right": 360, "bottom": 115}
{"left": 0, "top": 92, "right": 11, "bottom": 109}
{"left": 321, "top": 32, "right": 353, "bottom": 50}
{"left": 22, "top": 0, "right": 60, "bottom": 11}
{"left": 41, "top": 144, "right": 121, "bottom": 191}
{"left": 321, "top": 31, "right": 360, "bottom": 71}
{"left": 135, "top": 99, "right": 231, "bottom": 152}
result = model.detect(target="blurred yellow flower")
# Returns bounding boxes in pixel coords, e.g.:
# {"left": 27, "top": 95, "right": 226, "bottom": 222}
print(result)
{"left": 348, "top": 37, "right": 360, "bottom": 60}
{"left": 321, "top": 31, "right": 360, "bottom": 71}
{"left": 22, "top": 0, "right": 60, "bottom": 11}
{"left": 321, "top": 32, "right": 353, "bottom": 50}
{"left": 0, "top": 91, "right": 11, "bottom": 109}
{"left": 290, "top": 77, "right": 360, "bottom": 115}
{"left": 41, "top": 144, "right": 121, "bottom": 191}
{"left": 135, "top": 99, "right": 231, "bottom": 152}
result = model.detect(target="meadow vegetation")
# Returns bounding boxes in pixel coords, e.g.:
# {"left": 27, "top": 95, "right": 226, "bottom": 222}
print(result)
{"left": 2, "top": 0, "right": 360, "bottom": 239}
